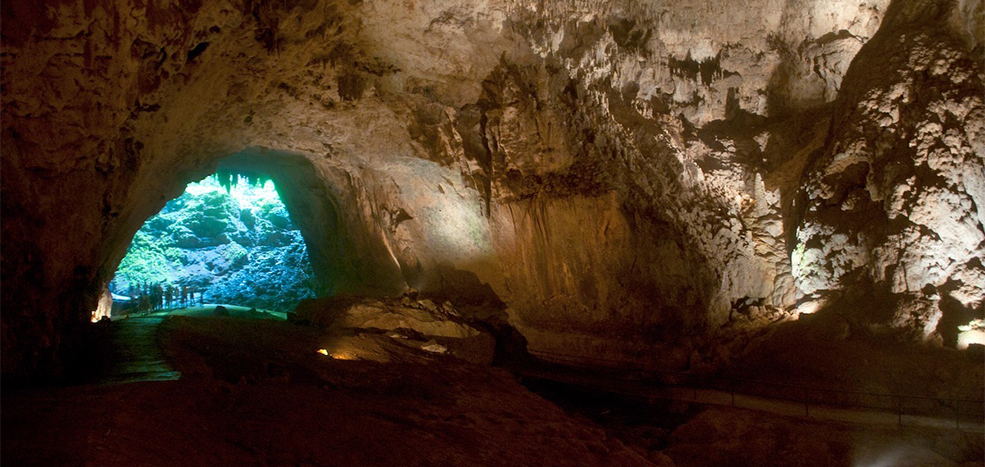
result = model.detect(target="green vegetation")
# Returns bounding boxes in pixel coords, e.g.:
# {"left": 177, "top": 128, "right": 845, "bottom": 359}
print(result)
{"left": 115, "top": 231, "right": 180, "bottom": 291}
{"left": 111, "top": 175, "right": 315, "bottom": 310}
{"left": 222, "top": 243, "right": 248, "bottom": 266}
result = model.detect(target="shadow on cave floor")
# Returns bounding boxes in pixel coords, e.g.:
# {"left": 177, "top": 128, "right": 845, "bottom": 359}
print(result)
{"left": 94, "top": 314, "right": 181, "bottom": 385}
{"left": 2, "top": 311, "right": 661, "bottom": 467}
{"left": 5, "top": 302, "right": 983, "bottom": 467}
{"left": 91, "top": 304, "right": 285, "bottom": 385}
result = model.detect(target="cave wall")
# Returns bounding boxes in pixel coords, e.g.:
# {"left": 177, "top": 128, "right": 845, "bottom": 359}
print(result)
{"left": 794, "top": 0, "right": 985, "bottom": 338}
{"left": 2, "top": 0, "right": 983, "bottom": 378}
{"left": 218, "top": 149, "right": 408, "bottom": 297}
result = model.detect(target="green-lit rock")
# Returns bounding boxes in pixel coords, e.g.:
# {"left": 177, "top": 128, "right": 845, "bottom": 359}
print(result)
{"left": 111, "top": 177, "right": 315, "bottom": 311}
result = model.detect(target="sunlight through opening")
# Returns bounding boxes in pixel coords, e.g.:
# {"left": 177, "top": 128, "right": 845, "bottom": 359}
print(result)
{"left": 108, "top": 174, "right": 316, "bottom": 316}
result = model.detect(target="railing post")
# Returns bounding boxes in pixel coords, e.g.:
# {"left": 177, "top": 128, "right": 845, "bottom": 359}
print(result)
{"left": 954, "top": 400, "right": 960, "bottom": 430}
{"left": 524, "top": 349, "right": 985, "bottom": 430}
{"left": 897, "top": 398, "right": 902, "bottom": 426}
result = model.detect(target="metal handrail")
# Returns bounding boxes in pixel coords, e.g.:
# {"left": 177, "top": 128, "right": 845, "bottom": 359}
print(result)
{"left": 526, "top": 348, "right": 985, "bottom": 427}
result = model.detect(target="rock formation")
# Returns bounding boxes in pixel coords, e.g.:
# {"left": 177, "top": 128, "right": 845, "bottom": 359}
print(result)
{"left": 295, "top": 293, "right": 498, "bottom": 364}
{"left": 793, "top": 0, "right": 985, "bottom": 343}
{"left": 2, "top": 0, "right": 983, "bottom": 378}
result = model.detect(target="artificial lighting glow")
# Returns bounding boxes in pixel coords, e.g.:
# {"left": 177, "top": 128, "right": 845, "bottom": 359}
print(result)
{"left": 853, "top": 444, "right": 924, "bottom": 467}
{"left": 421, "top": 342, "right": 448, "bottom": 354}
{"left": 956, "top": 319, "right": 985, "bottom": 350}
{"left": 795, "top": 299, "right": 824, "bottom": 316}
{"left": 317, "top": 348, "right": 359, "bottom": 360}
{"left": 392, "top": 159, "right": 495, "bottom": 259}
{"left": 90, "top": 290, "right": 114, "bottom": 322}
{"left": 329, "top": 352, "right": 359, "bottom": 361}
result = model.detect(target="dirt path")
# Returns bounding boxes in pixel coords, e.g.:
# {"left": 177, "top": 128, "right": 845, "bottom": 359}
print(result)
{"left": 5, "top": 314, "right": 979, "bottom": 467}
{"left": 97, "top": 315, "right": 181, "bottom": 384}
{"left": 96, "top": 304, "right": 282, "bottom": 384}
{"left": 97, "top": 309, "right": 982, "bottom": 434}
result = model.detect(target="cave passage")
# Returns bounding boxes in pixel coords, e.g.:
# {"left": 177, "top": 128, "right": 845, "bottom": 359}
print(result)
{"left": 102, "top": 173, "right": 316, "bottom": 318}
{"left": 3, "top": 0, "right": 985, "bottom": 465}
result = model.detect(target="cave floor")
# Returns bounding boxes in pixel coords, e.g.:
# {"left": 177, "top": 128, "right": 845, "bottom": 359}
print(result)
{"left": 3, "top": 313, "right": 983, "bottom": 467}
{"left": 515, "top": 362, "right": 985, "bottom": 432}
{"left": 96, "top": 315, "right": 180, "bottom": 384}
{"left": 3, "top": 313, "right": 654, "bottom": 467}
{"left": 94, "top": 305, "right": 285, "bottom": 384}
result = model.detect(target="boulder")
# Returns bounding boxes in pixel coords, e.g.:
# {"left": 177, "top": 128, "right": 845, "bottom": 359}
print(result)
{"left": 337, "top": 302, "right": 480, "bottom": 339}
{"left": 421, "top": 340, "right": 448, "bottom": 354}
{"left": 240, "top": 208, "right": 256, "bottom": 228}
{"left": 294, "top": 296, "right": 497, "bottom": 363}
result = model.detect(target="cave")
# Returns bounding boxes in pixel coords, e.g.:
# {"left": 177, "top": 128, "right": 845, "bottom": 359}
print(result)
{"left": 2, "top": 0, "right": 984, "bottom": 466}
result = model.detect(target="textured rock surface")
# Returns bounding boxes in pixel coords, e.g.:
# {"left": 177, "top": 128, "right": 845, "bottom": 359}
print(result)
{"left": 792, "top": 0, "right": 985, "bottom": 339}
{"left": 2, "top": 0, "right": 983, "bottom": 377}
{"left": 297, "top": 295, "right": 481, "bottom": 339}
{"left": 295, "top": 294, "right": 498, "bottom": 363}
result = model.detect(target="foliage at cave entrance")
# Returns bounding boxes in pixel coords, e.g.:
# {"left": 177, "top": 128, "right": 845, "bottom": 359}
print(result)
{"left": 112, "top": 176, "right": 315, "bottom": 311}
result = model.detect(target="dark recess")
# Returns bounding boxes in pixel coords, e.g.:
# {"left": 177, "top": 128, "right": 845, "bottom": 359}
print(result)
{"left": 186, "top": 42, "right": 210, "bottom": 63}
{"left": 669, "top": 51, "right": 735, "bottom": 86}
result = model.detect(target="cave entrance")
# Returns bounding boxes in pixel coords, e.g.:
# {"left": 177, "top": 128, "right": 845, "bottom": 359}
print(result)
{"left": 102, "top": 171, "right": 316, "bottom": 319}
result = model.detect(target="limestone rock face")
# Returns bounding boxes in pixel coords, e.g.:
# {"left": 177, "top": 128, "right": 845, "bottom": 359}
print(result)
{"left": 294, "top": 295, "right": 497, "bottom": 363}
{"left": 303, "top": 298, "right": 481, "bottom": 340}
{"left": 1, "top": 0, "right": 982, "bottom": 377}
{"left": 793, "top": 0, "right": 985, "bottom": 337}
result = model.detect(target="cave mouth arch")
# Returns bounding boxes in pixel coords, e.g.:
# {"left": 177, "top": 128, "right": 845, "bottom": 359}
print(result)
{"left": 97, "top": 147, "right": 410, "bottom": 322}
{"left": 103, "top": 172, "right": 317, "bottom": 317}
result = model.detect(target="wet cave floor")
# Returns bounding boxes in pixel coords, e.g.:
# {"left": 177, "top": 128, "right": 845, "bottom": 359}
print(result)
{"left": 2, "top": 308, "right": 982, "bottom": 467}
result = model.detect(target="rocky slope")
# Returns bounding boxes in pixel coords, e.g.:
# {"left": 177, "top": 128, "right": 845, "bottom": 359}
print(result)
{"left": 1, "top": 0, "right": 983, "bottom": 378}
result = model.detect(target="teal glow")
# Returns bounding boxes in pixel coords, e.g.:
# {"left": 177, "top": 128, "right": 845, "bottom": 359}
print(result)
{"left": 111, "top": 174, "right": 315, "bottom": 311}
